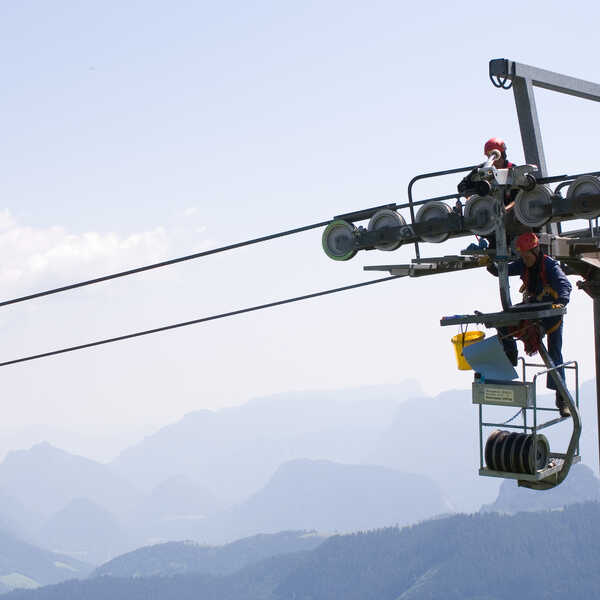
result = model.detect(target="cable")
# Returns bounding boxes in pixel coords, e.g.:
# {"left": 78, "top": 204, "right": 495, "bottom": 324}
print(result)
{"left": 0, "top": 275, "right": 400, "bottom": 368}
{"left": 501, "top": 408, "right": 523, "bottom": 426}
{"left": 0, "top": 219, "right": 330, "bottom": 309}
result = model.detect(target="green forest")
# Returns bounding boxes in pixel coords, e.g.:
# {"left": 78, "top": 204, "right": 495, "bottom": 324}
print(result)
{"left": 6, "top": 502, "right": 600, "bottom": 600}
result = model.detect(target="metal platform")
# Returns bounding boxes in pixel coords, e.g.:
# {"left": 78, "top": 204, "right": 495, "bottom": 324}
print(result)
{"left": 475, "top": 355, "right": 581, "bottom": 490}
{"left": 440, "top": 306, "right": 566, "bottom": 328}
{"left": 480, "top": 455, "right": 581, "bottom": 482}
{"left": 364, "top": 255, "right": 482, "bottom": 278}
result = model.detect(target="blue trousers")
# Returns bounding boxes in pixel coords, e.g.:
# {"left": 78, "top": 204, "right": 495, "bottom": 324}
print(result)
{"left": 542, "top": 317, "right": 564, "bottom": 391}
{"left": 500, "top": 317, "right": 564, "bottom": 390}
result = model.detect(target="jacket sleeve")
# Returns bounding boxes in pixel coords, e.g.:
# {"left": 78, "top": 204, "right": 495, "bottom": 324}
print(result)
{"left": 546, "top": 259, "right": 572, "bottom": 304}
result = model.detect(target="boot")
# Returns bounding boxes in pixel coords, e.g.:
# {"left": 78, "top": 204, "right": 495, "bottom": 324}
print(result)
{"left": 555, "top": 392, "right": 571, "bottom": 418}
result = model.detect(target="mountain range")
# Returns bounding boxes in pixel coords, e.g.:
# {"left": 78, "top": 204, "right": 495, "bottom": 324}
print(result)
{"left": 0, "top": 528, "right": 91, "bottom": 594}
{"left": 6, "top": 502, "right": 600, "bottom": 599}
{"left": 0, "top": 379, "right": 596, "bottom": 573}
{"left": 93, "top": 530, "right": 327, "bottom": 578}
{"left": 109, "top": 383, "right": 423, "bottom": 502}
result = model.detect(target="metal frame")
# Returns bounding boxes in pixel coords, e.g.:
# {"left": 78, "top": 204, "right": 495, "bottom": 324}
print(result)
{"left": 475, "top": 356, "right": 581, "bottom": 487}
{"left": 490, "top": 58, "right": 600, "bottom": 473}
{"left": 438, "top": 305, "right": 581, "bottom": 488}
{"left": 490, "top": 59, "right": 600, "bottom": 177}
{"left": 324, "top": 58, "right": 600, "bottom": 483}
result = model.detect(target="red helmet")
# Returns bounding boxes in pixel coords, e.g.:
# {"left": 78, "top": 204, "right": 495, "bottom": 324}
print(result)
{"left": 484, "top": 137, "right": 507, "bottom": 156}
{"left": 516, "top": 232, "right": 539, "bottom": 253}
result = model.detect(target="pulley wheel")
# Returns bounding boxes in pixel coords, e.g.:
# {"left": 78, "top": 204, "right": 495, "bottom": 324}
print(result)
{"left": 485, "top": 429, "right": 502, "bottom": 470}
{"left": 519, "top": 434, "right": 550, "bottom": 475}
{"left": 527, "top": 434, "right": 550, "bottom": 474}
{"left": 511, "top": 433, "right": 529, "bottom": 474}
{"left": 513, "top": 185, "right": 553, "bottom": 228}
{"left": 415, "top": 201, "right": 452, "bottom": 243}
{"left": 485, "top": 429, "right": 510, "bottom": 471}
{"left": 567, "top": 175, "right": 600, "bottom": 220}
{"left": 492, "top": 430, "right": 511, "bottom": 472}
{"left": 321, "top": 220, "right": 357, "bottom": 261}
{"left": 499, "top": 432, "right": 520, "bottom": 473}
{"left": 367, "top": 209, "right": 405, "bottom": 251}
{"left": 464, "top": 194, "right": 497, "bottom": 236}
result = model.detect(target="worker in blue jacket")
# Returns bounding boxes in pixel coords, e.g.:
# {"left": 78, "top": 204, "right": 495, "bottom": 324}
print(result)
{"left": 487, "top": 232, "right": 572, "bottom": 417}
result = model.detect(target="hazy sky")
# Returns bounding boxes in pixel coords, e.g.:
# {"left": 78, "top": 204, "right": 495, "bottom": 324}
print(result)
{"left": 1, "top": 0, "right": 599, "bottom": 430}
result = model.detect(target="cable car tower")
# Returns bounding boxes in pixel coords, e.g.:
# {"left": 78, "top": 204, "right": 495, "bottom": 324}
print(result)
{"left": 322, "top": 58, "right": 600, "bottom": 490}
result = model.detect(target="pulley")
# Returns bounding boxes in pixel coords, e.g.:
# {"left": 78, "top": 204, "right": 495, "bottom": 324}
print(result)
{"left": 321, "top": 220, "right": 357, "bottom": 261}
{"left": 566, "top": 175, "right": 600, "bottom": 220}
{"left": 513, "top": 185, "right": 553, "bottom": 228}
{"left": 464, "top": 194, "right": 496, "bottom": 236}
{"left": 498, "top": 431, "right": 521, "bottom": 472}
{"left": 485, "top": 430, "right": 549, "bottom": 475}
{"left": 367, "top": 209, "right": 405, "bottom": 251}
{"left": 415, "top": 201, "right": 452, "bottom": 243}
{"left": 522, "top": 433, "right": 550, "bottom": 474}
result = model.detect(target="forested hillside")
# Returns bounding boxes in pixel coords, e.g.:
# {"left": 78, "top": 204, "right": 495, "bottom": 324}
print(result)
{"left": 93, "top": 531, "right": 326, "bottom": 578}
{"left": 7, "top": 502, "right": 599, "bottom": 600}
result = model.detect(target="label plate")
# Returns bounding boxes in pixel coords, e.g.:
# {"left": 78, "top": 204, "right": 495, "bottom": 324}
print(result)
{"left": 483, "top": 387, "right": 515, "bottom": 403}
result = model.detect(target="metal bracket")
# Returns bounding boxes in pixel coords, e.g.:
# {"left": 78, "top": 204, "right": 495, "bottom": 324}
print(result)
{"left": 577, "top": 279, "right": 600, "bottom": 299}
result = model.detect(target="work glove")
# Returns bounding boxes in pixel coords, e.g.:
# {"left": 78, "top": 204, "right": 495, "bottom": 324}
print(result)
{"left": 478, "top": 256, "right": 491, "bottom": 267}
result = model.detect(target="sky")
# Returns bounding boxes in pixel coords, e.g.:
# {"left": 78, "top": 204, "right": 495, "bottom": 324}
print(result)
{"left": 1, "top": 0, "right": 600, "bottom": 439}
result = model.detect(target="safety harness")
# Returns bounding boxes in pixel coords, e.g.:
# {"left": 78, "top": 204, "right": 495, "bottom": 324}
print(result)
{"left": 519, "top": 255, "right": 562, "bottom": 335}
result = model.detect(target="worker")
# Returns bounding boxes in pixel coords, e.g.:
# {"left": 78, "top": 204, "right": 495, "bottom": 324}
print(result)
{"left": 458, "top": 138, "right": 514, "bottom": 199}
{"left": 486, "top": 232, "right": 573, "bottom": 417}
{"left": 459, "top": 138, "right": 529, "bottom": 250}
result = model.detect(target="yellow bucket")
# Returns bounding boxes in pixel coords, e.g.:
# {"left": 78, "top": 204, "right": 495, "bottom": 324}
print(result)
{"left": 451, "top": 331, "right": 485, "bottom": 370}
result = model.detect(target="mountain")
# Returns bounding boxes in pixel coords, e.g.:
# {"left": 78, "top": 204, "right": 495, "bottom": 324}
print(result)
{"left": 7, "top": 502, "right": 600, "bottom": 599}
{"left": 185, "top": 459, "right": 450, "bottom": 543}
{"left": 93, "top": 530, "right": 326, "bottom": 578}
{"left": 0, "top": 443, "right": 140, "bottom": 517}
{"left": 366, "top": 380, "right": 600, "bottom": 512}
{"left": 575, "top": 379, "right": 599, "bottom": 470}
{"left": 36, "top": 498, "right": 130, "bottom": 565}
{"left": 109, "top": 383, "right": 422, "bottom": 502}
{"left": 481, "top": 463, "right": 600, "bottom": 514}
{"left": 273, "top": 501, "right": 600, "bottom": 600}
{"left": 0, "top": 490, "right": 43, "bottom": 542}
{"left": 0, "top": 527, "right": 91, "bottom": 594}
{"left": 367, "top": 389, "right": 502, "bottom": 511}
{"left": 125, "top": 476, "right": 221, "bottom": 544}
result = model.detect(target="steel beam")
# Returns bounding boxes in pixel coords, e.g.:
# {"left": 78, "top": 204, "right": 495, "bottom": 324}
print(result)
{"left": 512, "top": 77, "right": 547, "bottom": 176}
{"left": 595, "top": 298, "right": 600, "bottom": 473}
{"left": 490, "top": 59, "right": 600, "bottom": 103}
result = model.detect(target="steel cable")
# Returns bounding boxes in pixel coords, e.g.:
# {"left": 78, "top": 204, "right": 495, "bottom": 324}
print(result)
{"left": 0, "top": 275, "right": 400, "bottom": 368}
{"left": 0, "top": 219, "right": 330, "bottom": 309}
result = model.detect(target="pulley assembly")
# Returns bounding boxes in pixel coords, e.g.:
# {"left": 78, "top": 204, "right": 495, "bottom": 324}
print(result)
{"left": 485, "top": 430, "right": 549, "bottom": 475}
{"left": 320, "top": 164, "right": 600, "bottom": 262}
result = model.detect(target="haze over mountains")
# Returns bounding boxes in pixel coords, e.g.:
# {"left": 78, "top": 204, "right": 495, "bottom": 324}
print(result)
{"left": 0, "top": 529, "right": 90, "bottom": 594}
{"left": 7, "top": 503, "right": 600, "bottom": 600}
{"left": 110, "top": 383, "right": 423, "bottom": 501}
{"left": 0, "top": 379, "right": 596, "bottom": 590}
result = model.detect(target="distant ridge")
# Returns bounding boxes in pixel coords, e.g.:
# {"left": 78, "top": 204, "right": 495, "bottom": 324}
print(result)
{"left": 93, "top": 530, "right": 326, "bottom": 578}
{"left": 0, "top": 443, "right": 140, "bottom": 517}
{"left": 7, "top": 502, "right": 600, "bottom": 599}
